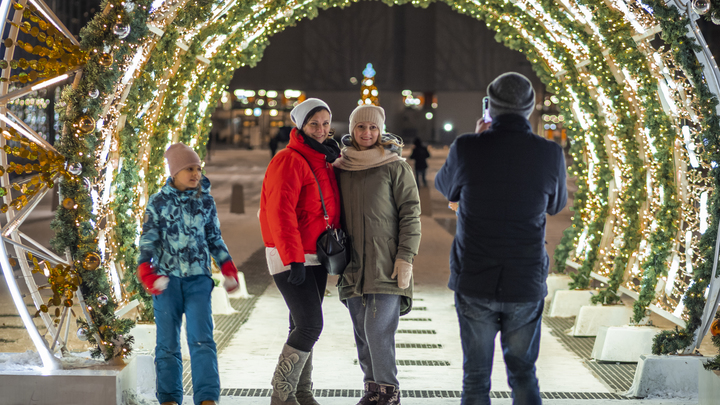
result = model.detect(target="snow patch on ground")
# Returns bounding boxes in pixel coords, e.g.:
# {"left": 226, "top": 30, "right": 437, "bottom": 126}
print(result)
{"left": 0, "top": 350, "right": 110, "bottom": 371}
{"left": 0, "top": 350, "right": 43, "bottom": 371}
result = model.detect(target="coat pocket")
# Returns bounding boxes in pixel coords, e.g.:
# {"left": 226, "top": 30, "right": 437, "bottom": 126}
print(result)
{"left": 372, "top": 237, "right": 397, "bottom": 283}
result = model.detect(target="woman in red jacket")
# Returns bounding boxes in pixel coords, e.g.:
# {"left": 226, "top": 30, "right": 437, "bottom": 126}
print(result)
{"left": 259, "top": 98, "right": 341, "bottom": 405}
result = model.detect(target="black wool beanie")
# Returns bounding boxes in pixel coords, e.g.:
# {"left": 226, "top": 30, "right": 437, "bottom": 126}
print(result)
{"left": 486, "top": 72, "right": 536, "bottom": 119}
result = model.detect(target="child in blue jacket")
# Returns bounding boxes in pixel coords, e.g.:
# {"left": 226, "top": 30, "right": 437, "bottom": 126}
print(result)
{"left": 137, "top": 143, "right": 239, "bottom": 405}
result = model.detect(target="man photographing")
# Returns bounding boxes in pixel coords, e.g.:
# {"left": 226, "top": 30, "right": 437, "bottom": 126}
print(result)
{"left": 435, "top": 72, "right": 567, "bottom": 405}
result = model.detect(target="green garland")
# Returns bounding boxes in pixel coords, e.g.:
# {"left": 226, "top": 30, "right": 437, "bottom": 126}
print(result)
{"left": 50, "top": 0, "right": 717, "bottom": 362}
{"left": 49, "top": 0, "right": 152, "bottom": 359}
{"left": 639, "top": 1, "right": 720, "bottom": 367}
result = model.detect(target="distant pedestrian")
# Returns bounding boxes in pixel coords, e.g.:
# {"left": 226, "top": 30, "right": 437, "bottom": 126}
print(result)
{"left": 259, "top": 98, "right": 341, "bottom": 405}
{"left": 435, "top": 72, "right": 567, "bottom": 405}
{"left": 270, "top": 126, "right": 293, "bottom": 157}
{"left": 409, "top": 138, "right": 430, "bottom": 187}
{"left": 333, "top": 105, "right": 421, "bottom": 405}
{"left": 137, "top": 143, "right": 240, "bottom": 405}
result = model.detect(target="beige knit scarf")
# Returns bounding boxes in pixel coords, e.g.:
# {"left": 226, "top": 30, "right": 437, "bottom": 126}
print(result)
{"left": 333, "top": 146, "right": 404, "bottom": 171}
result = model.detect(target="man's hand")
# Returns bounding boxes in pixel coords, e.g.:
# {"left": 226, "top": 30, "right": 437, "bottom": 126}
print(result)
{"left": 475, "top": 118, "right": 492, "bottom": 133}
{"left": 448, "top": 202, "right": 459, "bottom": 212}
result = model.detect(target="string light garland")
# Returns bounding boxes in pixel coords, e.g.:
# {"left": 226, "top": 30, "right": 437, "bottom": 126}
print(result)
{"left": 2, "top": 0, "right": 718, "bottom": 364}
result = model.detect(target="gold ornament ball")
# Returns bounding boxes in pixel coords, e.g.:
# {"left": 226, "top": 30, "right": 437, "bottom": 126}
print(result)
{"left": 83, "top": 252, "right": 101, "bottom": 271}
{"left": 62, "top": 197, "right": 75, "bottom": 210}
{"left": 77, "top": 115, "right": 96, "bottom": 134}
{"left": 98, "top": 53, "right": 113, "bottom": 67}
{"left": 711, "top": 319, "right": 720, "bottom": 337}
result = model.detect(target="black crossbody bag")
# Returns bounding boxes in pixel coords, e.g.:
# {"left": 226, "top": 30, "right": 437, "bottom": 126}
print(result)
{"left": 292, "top": 150, "right": 349, "bottom": 276}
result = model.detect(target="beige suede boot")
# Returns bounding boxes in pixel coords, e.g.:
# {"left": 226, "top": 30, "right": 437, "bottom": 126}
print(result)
{"left": 270, "top": 344, "right": 311, "bottom": 405}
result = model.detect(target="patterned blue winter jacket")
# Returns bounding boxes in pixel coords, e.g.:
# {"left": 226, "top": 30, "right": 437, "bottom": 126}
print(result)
{"left": 138, "top": 176, "right": 231, "bottom": 278}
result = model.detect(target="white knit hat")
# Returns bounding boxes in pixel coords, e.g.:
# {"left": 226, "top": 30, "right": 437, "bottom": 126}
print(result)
{"left": 290, "top": 98, "right": 331, "bottom": 129}
{"left": 349, "top": 105, "right": 385, "bottom": 134}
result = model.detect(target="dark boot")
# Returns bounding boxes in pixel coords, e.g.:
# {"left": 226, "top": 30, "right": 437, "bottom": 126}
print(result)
{"left": 296, "top": 350, "right": 320, "bottom": 405}
{"left": 376, "top": 384, "right": 400, "bottom": 405}
{"left": 271, "top": 344, "right": 311, "bottom": 405}
{"left": 356, "top": 382, "right": 380, "bottom": 405}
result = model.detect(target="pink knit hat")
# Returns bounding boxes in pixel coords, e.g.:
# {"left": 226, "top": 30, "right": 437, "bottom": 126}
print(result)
{"left": 165, "top": 143, "right": 201, "bottom": 177}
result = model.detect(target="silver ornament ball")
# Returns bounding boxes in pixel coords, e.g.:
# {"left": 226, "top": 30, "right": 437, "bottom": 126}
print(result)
{"left": 77, "top": 328, "right": 88, "bottom": 341}
{"left": 692, "top": 0, "right": 711, "bottom": 15}
{"left": 712, "top": 10, "right": 720, "bottom": 25}
{"left": 89, "top": 89, "right": 99, "bottom": 99}
{"left": 67, "top": 162, "right": 83, "bottom": 176}
{"left": 97, "top": 295, "right": 108, "bottom": 306}
{"left": 113, "top": 23, "right": 131, "bottom": 39}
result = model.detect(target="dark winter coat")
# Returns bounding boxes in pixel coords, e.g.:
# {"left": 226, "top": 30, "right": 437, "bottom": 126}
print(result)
{"left": 410, "top": 145, "right": 430, "bottom": 170}
{"left": 259, "top": 128, "right": 341, "bottom": 265}
{"left": 435, "top": 114, "right": 567, "bottom": 302}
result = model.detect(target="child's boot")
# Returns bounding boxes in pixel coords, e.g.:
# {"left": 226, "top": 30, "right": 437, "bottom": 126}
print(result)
{"left": 271, "top": 344, "right": 310, "bottom": 405}
{"left": 376, "top": 384, "right": 400, "bottom": 405}
{"left": 356, "top": 382, "right": 380, "bottom": 405}
{"left": 295, "top": 349, "right": 320, "bottom": 405}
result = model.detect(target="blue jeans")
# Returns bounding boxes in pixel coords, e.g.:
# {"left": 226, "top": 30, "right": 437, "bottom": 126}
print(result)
{"left": 347, "top": 294, "right": 401, "bottom": 387}
{"left": 154, "top": 275, "right": 219, "bottom": 405}
{"left": 455, "top": 293, "right": 544, "bottom": 405}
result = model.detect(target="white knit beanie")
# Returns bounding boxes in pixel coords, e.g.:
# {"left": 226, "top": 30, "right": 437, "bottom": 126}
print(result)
{"left": 486, "top": 72, "right": 536, "bottom": 119}
{"left": 349, "top": 105, "right": 385, "bottom": 134}
{"left": 290, "top": 98, "right": 331, "bottom": 129}
{"left": 165, "top": 143, "right": 201, "bottom": 177}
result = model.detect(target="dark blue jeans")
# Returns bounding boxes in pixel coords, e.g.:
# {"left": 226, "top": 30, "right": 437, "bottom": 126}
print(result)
{"left": 455, "top": 293, "right": 544, "bottom": 405}
{"left": 153, "top": 275, "right": 219, "bottom": 405}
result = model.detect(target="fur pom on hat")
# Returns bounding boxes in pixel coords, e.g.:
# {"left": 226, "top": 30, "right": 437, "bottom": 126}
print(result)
{"left": 349, "top": 105, "right": 385, "bottom": 134}
{"left": 165, "top": 143, "right": 201, "bottom": 177}
{"left": 486, "top": 72, "right": 536, "bottom": 119}
{"left": 290, "top": 98, "right": 331, "bottom": 129}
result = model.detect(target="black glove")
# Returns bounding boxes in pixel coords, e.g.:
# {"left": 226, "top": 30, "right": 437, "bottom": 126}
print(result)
{"left": 288, "top": 262, "right": 306, "bottom": 285}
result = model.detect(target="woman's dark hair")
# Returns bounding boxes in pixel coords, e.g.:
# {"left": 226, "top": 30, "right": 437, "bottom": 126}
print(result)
{"left": 301, "top": 106, "right": 330, "bottom": 128}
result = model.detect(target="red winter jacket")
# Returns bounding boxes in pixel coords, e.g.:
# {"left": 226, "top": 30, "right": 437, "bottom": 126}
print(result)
{"left": 260, "top": 128, "right": 341, "bottom": 265}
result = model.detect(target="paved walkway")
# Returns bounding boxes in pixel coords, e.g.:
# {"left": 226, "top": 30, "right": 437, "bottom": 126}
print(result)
{"left": 0, "top": 147, "right": 707, "bottom": 404}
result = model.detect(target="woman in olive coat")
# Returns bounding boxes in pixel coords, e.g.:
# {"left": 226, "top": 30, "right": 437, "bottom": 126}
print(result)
{"left": 333, "top": 105, "right": 421, "bottom": 405}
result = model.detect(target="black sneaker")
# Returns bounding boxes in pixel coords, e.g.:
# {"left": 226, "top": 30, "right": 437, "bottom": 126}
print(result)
{"left": 357, "top": 382, "right": 380, "bottom": 405}
{"left": 376, "top": 385, "right": 400, "bottom": 405}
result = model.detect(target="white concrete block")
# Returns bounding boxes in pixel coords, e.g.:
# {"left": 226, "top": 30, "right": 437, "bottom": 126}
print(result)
{"left": 591, "top": 325, "right": 659, "bottom": 363}
{"left": 627, "top": 354, "right": 709, "bottom": 398}
{"left": 545, "top": 274, "right": 572, "bottom": 303}
{"left": 699, "top": 364, "right": 720, "bottom": 405}
{"left": 130, "top": 323, "right": 157, "bottom": 353}
{"left": 0, "top": 356, "right": 155, "bottom": 405}
{"left": 212, "top": 285, "right": 237, "bottom": 315}
{"left": 571, "top": 305, "right": 633, "bottom": 336}
{"left": 120, "top": 355, "right": 157, "bottom": 403}
{"left": 548, "top": 289, "right": 596, "bottom": 317}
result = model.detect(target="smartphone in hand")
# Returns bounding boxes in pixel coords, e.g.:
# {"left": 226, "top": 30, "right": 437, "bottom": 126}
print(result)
{"left": 482, "top": 96, "right": 491, "bottom": 123}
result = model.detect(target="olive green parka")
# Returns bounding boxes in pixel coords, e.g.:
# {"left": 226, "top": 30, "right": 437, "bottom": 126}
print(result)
{"left": 336, "top": 152, "right": 421, "bottom": 315}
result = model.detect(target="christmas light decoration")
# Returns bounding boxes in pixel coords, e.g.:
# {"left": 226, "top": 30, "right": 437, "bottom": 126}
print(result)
{"left": 1, "top": 0, "right": 719, "bottom": 368}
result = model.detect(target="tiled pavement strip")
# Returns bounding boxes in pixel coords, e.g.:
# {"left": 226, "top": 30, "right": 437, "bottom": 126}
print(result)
{"left": 181, "top": 249, "right": 631, "bottom": 401}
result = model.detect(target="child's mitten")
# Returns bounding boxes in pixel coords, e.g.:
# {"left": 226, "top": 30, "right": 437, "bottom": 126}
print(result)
{"left": 221, "top": 261, "right": 239, "bottom": 292}
{"left": 137, "top": 262, "right": 169, "bottom": 295}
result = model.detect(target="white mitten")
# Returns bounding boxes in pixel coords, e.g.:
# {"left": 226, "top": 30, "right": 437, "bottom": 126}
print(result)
{"left": 391, "top": 259, "right": 413, "bottom": 289}
{"left": 154, "top": 276, "right": 170, "bottom": 292}
{"left": 223, "top": 276, "right": 239, "bottom": 292}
